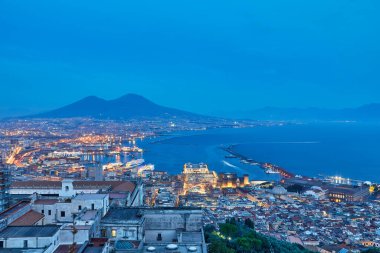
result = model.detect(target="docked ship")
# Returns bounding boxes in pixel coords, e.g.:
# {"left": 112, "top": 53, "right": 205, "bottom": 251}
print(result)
{"left": 265, "top": 169, "right": 280, "bottom": 174}
{"left": 125, "top": 159, "right": 145, "bottom": 168}
{"left": 121, "top": 146, "right": 144, "bottom": 153}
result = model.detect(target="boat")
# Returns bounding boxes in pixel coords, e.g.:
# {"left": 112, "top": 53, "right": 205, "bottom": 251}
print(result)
{"left": 125, "top": 159, "right": 145, "bottom": 168}
{"left": 121, "top": 146, "right": 144, "bottom": 153}
{"left": 265, "top": 169, "right": 280, "bottom": 174}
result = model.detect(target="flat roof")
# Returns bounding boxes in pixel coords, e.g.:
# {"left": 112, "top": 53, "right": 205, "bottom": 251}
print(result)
{"left": 34, "top": 199, "right": 59, "bottom": 205}
{"left": 102, "top": 208, "right": 142, "bottom": 222}
{"left": 0, "top": 225, "right": 60, "bottom": 238}
{"left": 74, "top": 194, "right": 108, "bottom": 200}
{"left": 77, "top": 210, "right": 99, "bottom": 221}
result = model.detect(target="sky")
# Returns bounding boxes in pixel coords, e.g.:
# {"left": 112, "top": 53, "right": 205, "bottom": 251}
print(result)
{"left": 0, "top": 0, "right": 379, "bottom": 117}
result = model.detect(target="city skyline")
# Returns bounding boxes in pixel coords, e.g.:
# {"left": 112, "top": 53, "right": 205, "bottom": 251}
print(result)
{"left": 1, "top": 1, "right": 380, "bottom": 253}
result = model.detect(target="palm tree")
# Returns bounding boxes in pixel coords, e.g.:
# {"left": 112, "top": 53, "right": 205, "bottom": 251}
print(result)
{"left": 69, "top": 225, "right": 78, "bottom": 253}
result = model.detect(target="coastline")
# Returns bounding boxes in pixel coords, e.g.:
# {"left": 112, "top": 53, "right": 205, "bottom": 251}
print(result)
{"left": 139, "top": 124, "right": 380, "bottom": 182}
{"left": 222, "top": 145, "right": 295, "bottom": 178}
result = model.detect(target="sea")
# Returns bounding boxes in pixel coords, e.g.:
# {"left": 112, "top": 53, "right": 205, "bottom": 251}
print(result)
{"left": 135, "top": 122, "right": 380, "bottom": 182}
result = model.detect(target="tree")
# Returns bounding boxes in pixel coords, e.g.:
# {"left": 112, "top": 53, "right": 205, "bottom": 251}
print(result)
{"left": 362, "top": 248, "right": 380, "bottom": 253}
{"left": 244, "top": 218, "right": 255, "bottom": 229}
{"left": 286, "top": 184, "right": 304, "bottom": 193}
{"left": 205, "top": 220, "right": 313, "bottom": 253}
{"left": 227, "top": 217, "right": 237, "bottom": 225}
{"left": 204, "top": 224, "right": 216, "bottom": 241}
{"left": 69, "top": 226, "right": 78, "bottom": 253}
{"left": 220, "top": 223, "right": 239, "bottom": 238}
{"left": 208, "top": 238, "right": 236, "bottom": 253}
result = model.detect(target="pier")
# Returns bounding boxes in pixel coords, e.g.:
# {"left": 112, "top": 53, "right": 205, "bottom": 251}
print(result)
{"left": 222, "top": 146, "right": 295, "bottom": 178}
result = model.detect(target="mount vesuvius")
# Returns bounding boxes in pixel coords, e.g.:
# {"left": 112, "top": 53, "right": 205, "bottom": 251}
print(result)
{"left": 26, "top": 94, "right": 207, "bottom": 120}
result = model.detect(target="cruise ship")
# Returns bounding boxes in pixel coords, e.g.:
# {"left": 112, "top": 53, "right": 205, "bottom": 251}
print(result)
{"left": 125, "top": 159, "right": 145, "bottom": 168}
{"left": 121, "top": 146, "right": 144, "bottom": 153}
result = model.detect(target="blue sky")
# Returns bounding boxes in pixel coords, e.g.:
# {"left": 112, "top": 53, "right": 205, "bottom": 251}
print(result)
{"left": 1, "top": 0, "right": 379, "bottom": 117}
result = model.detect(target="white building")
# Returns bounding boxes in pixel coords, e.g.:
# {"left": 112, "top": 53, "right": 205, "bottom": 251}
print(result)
{"left": 0, "top": 225, "right": 60, "bottom": 252}
{"left": 72, "top": 193, "right": 110, "bottom": 217}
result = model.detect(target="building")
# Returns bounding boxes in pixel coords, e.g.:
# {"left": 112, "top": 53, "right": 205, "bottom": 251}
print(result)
{"left": 182, "top": 163, "right": 218, "bottom": 194}
{"left": 72, "top": 193, "right": 110, "bottom": 217}
{"left": 10, "top": 179, "right": 144, "bottom": 207}
{"left": 100, "top": 208, "right": 145, "bottom": 240}
{"left": 0, "top": 158, "right": 10, "bottom": 212}
{"left": 0, "top": 225, "right": 61, "bottom": 252}
{"left": 99, "top": 207, "right": 207, "bottom": 253}
{"left": 326, "top": 185, "right": 370, "bottom": 202}
{"left": 282, "top": 178, "right": 370, "bottom": 202}
{"left": 142, "top": 207, "right": 206, "bottom": 253}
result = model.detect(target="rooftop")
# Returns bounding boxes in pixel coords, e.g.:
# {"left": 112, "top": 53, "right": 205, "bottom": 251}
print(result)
{"left": 9, "top": 210, "right": 44, "bottom": 226}
{"left": 102, "top": 208, "right": 143, "bottom": 223}
{"left": 34, "top": 199, "right": 59, "bottom": 205}
{"left": 11, "top": 180, "right": 136, "bottom": 193}
{"left": 0, "top": 201, "right": 30, "bottom": 220}
{"left": 53, "top": 244, "right": 83, "bottom": 253}
{"left": 77, "top": 210, "right": 99, "bottom": 221}
{"left": 0, "top": 225, "right": 60, "bottom": 238}
{"left": 74, "top": 193, "right": 108, "bottom": 201}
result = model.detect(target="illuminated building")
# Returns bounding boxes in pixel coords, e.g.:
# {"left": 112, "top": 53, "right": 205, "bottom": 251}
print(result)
{"left": 326, "top": 185, "right": 370, "bottom": 202}
{"left": 219, "top": 173, "right": 238, "bottom": 188}
{"left": 0, "top": 157, "right": 10, "bottom": 211}
{"left": 243, "top": 174, "right": 249, "bottom": 185}
{"left": 219, "top": 173, "right": 250, "bottom": 188}
{"left": 182, "top": 163, "right": 217, "bottom": 194}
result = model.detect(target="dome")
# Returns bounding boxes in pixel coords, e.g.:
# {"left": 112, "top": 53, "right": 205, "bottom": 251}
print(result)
{"left": 166, "top": 244, "right": 179, "bottom": 250}
{"left": 147, "top": 246, "right": 156, "bottom": 252}
{"left": 272, "top": 186, "right": 287, "bottom": 195}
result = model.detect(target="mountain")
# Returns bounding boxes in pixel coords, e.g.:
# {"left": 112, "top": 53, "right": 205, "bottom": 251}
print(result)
{"left": 19, "top": 94, "right": 380, "bottom": 122}
{"left": 27, "top": 94, "right": 206, "bottom": 120}
{"left": 228, "top": 103, "right": 380, "bottom": 122}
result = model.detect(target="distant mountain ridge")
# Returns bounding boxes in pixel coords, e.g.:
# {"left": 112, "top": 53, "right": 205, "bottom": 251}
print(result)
{"left": 19, "top": 94, "right": 380, "bottom": 122}
{"left": 232, "top": 103, "right": 380, "bottom": 121}
{"left": 26, "top": 94, "right": 206, "bottom": 120}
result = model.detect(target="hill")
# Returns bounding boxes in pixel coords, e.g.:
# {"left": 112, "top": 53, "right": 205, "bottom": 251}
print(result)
{"left": 26, "top": 94, "right": 206, "bottom": 120}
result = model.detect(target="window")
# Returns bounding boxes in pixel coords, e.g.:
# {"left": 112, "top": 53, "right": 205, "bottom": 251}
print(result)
{"left": 157, "top": 233, "right": 162, "bottom": 241}
{"left": 48, "top": 210, "right": 52, "bottom": 215}
{"left": 111, "top": 229, "right": 117, "bottom": 237}
{"left": 41, "top": 209, "right": 44, "bottom": 214}
{"left": 23, "top": 240, "right": 28, "bottom": 248}
{"left": 0, "top": 241, "right": 4, "bottom": 248}
{"left": 91, "top": 203, "right": 95, "bottom": 210}
{"left": 61, "top": 211, "right": 65, "bottom": 217}
{"left": 65, "top": 186, "right": 69, "bottom": 191}
{"left": 101, "top": 229, "right": 107, "bottom": 238}
{"left": 78, "top": 205, "right": 82, "bottom": 211}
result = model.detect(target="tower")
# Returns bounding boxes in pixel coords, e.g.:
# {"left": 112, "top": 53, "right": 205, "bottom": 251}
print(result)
{"left": 60, "top": 179, "right": 75, "bottom": 198}
{"left": 0, "top": 157, "right": 10, "bottom": 211}
{"left": 243, "top": 174, "right": 250, "bottom": 185}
